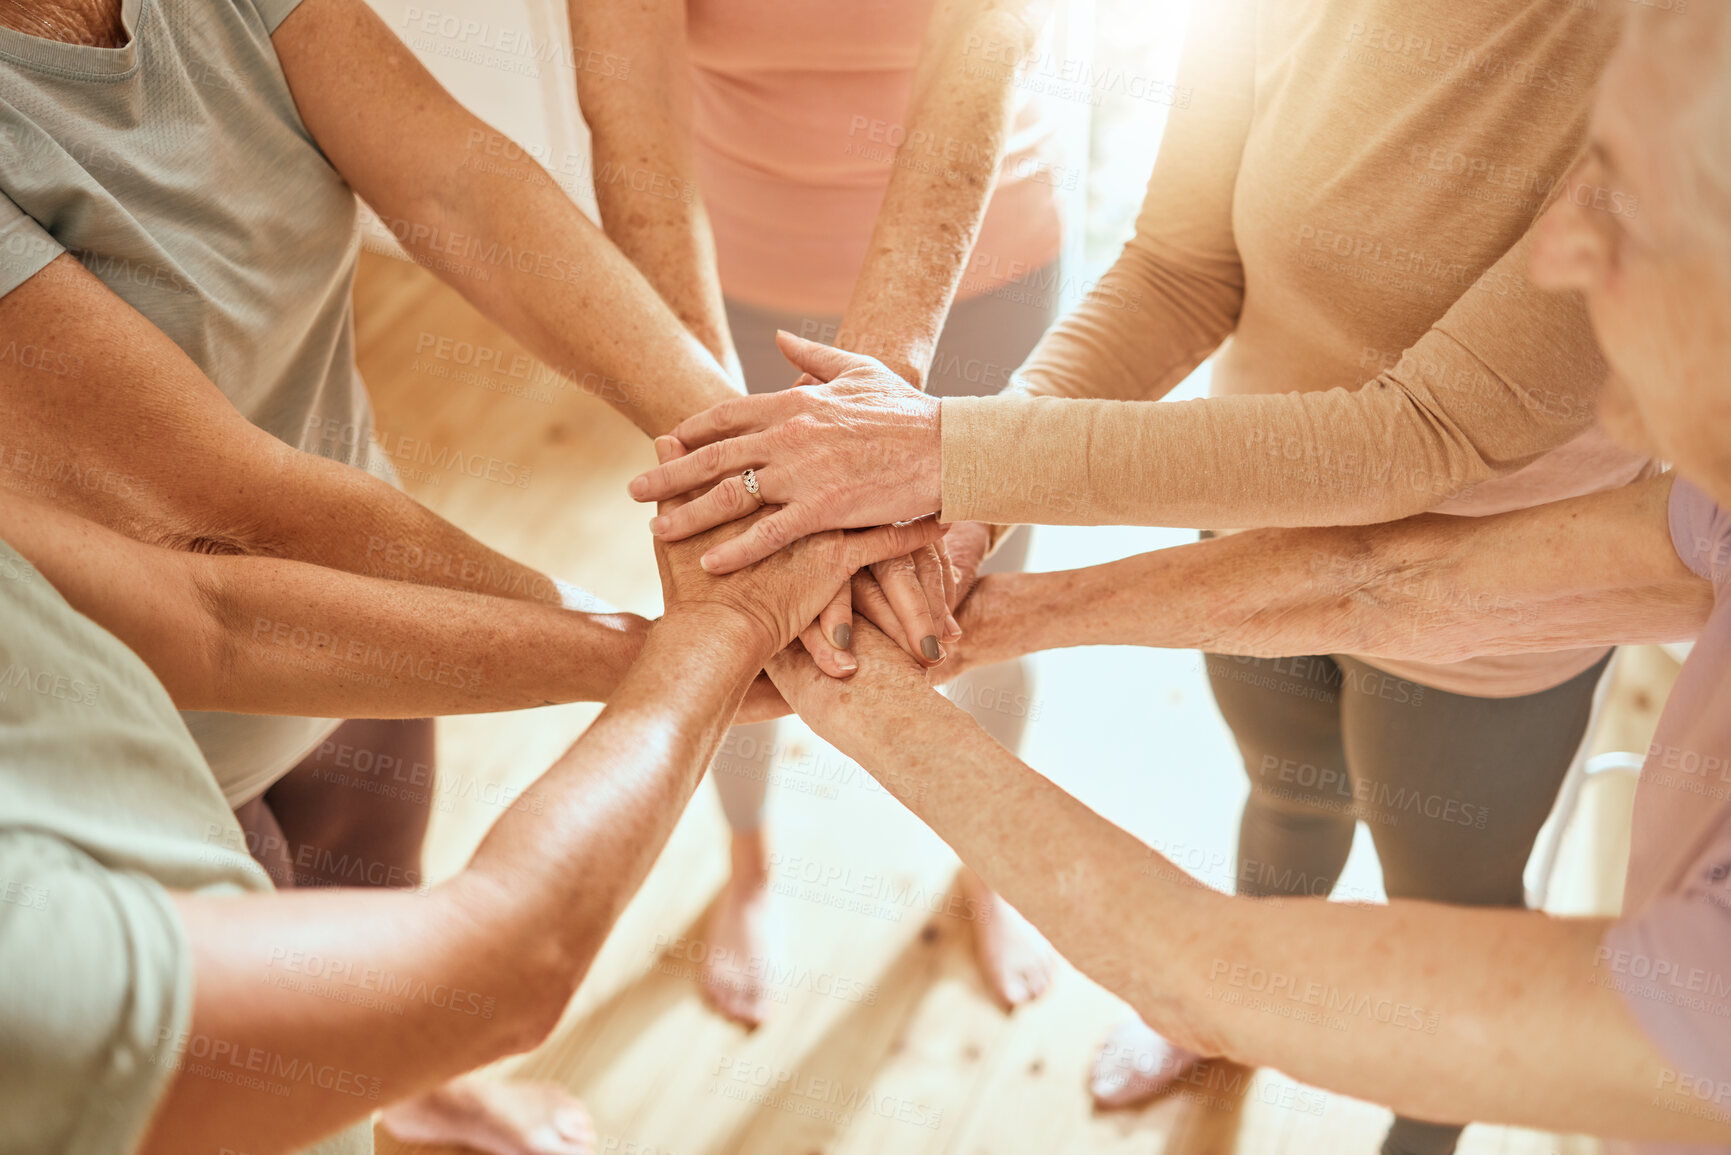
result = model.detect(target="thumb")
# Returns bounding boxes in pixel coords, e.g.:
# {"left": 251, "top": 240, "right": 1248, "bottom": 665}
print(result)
{"left": 776, "top": 330, "right": 874, "bottom": 384}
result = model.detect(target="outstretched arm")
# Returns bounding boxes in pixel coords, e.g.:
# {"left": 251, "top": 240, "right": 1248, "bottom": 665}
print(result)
{"left": 572, "top": 0, "right": 1052, "bottom": 663}
{"left": 823, "top": 0, "right": 1054, "bottom": 636}
{"left": 940, "top": 219, "right": 1607, "bottom": 527}
{"left": 140, "top": 496, "right": 942, "bottom": 1155}
{"left": 568, "top": 0, "right": 737, "bottom": 375}
{"left": 623, "top": 0, "right": 1617, "bottom": 548}
{"left": 0, "top": 491, "right": 647, "bottom": 718}
{"left": 829, "top": 0, "right": 1054, "bottom": 388}
{"left": 272, "top": 0, "right": 742, "bottom": 438}
{"left": 767, "top": 625, "right": 1728, "bottom": 1144}
{"left": 949, "top": 474, "right": 1710, "bottom": 673}
{"left": 0, "top": 257, "right": 563, "bottom": 604}
{"left": 146, "top": 607, "right": 763, "bottom": 1155}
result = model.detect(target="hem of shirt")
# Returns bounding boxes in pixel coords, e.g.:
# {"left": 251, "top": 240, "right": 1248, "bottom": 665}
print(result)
{"left": 0, "top": 214, "right": 63, "bottom": 300}
{"left": 1346, "top": 645, "right": 1613, "bottom": 700}
{"left": 714, "top": 183, "right": 1063, "bottom": 317}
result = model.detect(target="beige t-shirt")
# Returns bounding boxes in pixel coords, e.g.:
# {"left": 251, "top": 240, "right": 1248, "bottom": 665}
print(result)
{"left": 938, "top": 0, "right": 1654, "bottom": 697}
{"left": 0, "top": 537, "right": 369, "bottom": 1155}
{"left": 0, "top": 0, "right": 368, "bottom": 802}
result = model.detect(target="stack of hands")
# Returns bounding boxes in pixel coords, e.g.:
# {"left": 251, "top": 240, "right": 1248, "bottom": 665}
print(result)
{"left": 638, "top": 332, "right": 998, "bottom": 707}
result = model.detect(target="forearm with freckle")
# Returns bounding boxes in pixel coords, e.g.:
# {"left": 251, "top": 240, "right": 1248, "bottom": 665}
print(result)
{"left": 962, "top": 477, "right": 1708, "bottom": 666}
{"left": 151, "top": 611, "right": 768, "bottom": 1155}
{"left": 812, "top": 681, "right": 1726, "bottom": 1141}
{"left": 403, "top": 155, "right": 742, "bottom": 435}
{"left": 0, "top": 489, "right": 642, "bottom": 716}
{"left": 572, "top": 0, "right": 736, "bottom": 372}
{"left": 459, "top": 610, "right": 769, "bottom": 971}
{"left": 1, "top": 258, "right": 564, "bottom": 606}
{"left": 195, "top": 553, "right": 646, "bottom": 716}
{"left": 246, "top": 454, "right": 569, "bottom": 605}
{"left": 271, "top": 0, "right": 741, "bottom": 438}
{"left": 837, "top": 0, "right": 1050, "bottom": 386}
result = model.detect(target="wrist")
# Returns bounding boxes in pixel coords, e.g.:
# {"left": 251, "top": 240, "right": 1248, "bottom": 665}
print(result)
{"left": 656, "top": 603, "right": 779, "bottom": 668}
{"left": 957, "top": 573, "right": 1021, "bottom": 666}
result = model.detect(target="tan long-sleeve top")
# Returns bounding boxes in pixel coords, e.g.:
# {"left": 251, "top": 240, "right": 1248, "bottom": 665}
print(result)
{"left": 939, "top": 0, "right": 1654, "bottom": 697}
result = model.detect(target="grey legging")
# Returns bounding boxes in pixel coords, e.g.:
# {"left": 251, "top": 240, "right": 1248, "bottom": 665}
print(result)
{"left": 713, "top": 269, "right": 1058, "bottom": 831}
{"left": 1206, "top": 648, "right": 1610, "bottom": 1155}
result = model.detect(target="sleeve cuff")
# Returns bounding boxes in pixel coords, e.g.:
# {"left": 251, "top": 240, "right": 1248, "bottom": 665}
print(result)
{"left": 0, "top": 209, "right": 63, "bottom": 301}
{"left": 1601, "top": 907, "right": 1731, "bottom": 1089}
{"left": 939, "top": 394, "right": 1099, "bottom": 525}
{"left": 252, "top": 0, "right": 306, "bottom": 35}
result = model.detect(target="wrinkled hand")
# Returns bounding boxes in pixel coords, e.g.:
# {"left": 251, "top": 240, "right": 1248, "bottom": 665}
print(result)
{"left": 629, "top": 331, "right": 943, "bottom": 574}
{"left": 802, "top": 534, "right": 961, "bottom": 677}
{"left": 829, "top": 519, "right": 992, "bottom": 676}
{"left": 646, "top": 427, "right": 960, "bottom": 679}
{"left": 653, "top": 442, "right": 946, "bottom": 661}
{"left": 765, "top": 618, "right": 941, "bottom": 749}
{"left": 941, "top": 521, "right": 995, "bottom": 612}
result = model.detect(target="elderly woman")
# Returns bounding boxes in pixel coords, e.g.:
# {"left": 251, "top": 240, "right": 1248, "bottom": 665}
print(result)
{"left": 759, "top": 6, "right": 1731, "bottom": 1149}
{"left": 570, "top": 0, "right": 1064, "bottom": 1021}
{"left": 630, "top": 0, "right": 1652, "bottom": 1142}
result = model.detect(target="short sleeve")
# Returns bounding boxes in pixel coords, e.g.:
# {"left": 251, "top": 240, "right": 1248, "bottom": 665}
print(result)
{"left": 249, "top": 0, "right": 307, "bottom": 35}
{"left": 1670, "top": 477, "right": 1731, "bottom": 592}
{"left": 1601, "top": 841, "right": 1731, "bottom": 1089}
{"left": 0, "top": 830, "right": 192, "bottom": 1155}
{"left": 0, "top": 187, "right": 63, "bottom": 299}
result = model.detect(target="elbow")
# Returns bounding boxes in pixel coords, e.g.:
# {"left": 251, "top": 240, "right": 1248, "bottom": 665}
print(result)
{"left": 429, "top": 874, "right": 593, "bottom": 1061}
{"left": 177, "top": 559, "right": 240, "bottom": 711}
{"left": 136, "top": 503, "right": 289, "bottom": 562}
{"left": 497, "top": 951, "right": 584, "bottom": 1058}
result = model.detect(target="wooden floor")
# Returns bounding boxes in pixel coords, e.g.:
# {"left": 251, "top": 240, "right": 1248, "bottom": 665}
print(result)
{"left": 350, "top": 250, "right": 1656, "bottom": 1155}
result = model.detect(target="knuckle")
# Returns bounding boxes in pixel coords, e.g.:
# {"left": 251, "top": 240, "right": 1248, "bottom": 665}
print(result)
{"left": 782, "top": 413, "right": 821, "bottom": 442}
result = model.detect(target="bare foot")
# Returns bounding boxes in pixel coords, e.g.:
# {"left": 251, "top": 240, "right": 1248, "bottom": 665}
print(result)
{"left": 958, "top": 867, "right": 1057, "bottom": 1009}
{"left": 1089, "top": 1018, "right": 1203, "bottom": 1109}
{"left": 699, "top": 830, "right": 782, "bottom": 1028}
{"left": 380, "top": 1075, "right": 595, "bottom": 1155}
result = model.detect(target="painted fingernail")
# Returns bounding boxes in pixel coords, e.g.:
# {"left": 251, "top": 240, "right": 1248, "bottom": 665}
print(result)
{"left": 921, "top": 635, "right": 942, "bottom": 662}
{"left": 649, "top": 516, "right": 668, "bottom": 535}
{"left": 833, "top": 623, "right": 852, "bottom": 649}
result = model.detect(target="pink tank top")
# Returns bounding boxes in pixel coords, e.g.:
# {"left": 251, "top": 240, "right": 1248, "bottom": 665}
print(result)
{"left": 685, "top": 0, "right": 1064, "bottom": 314}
